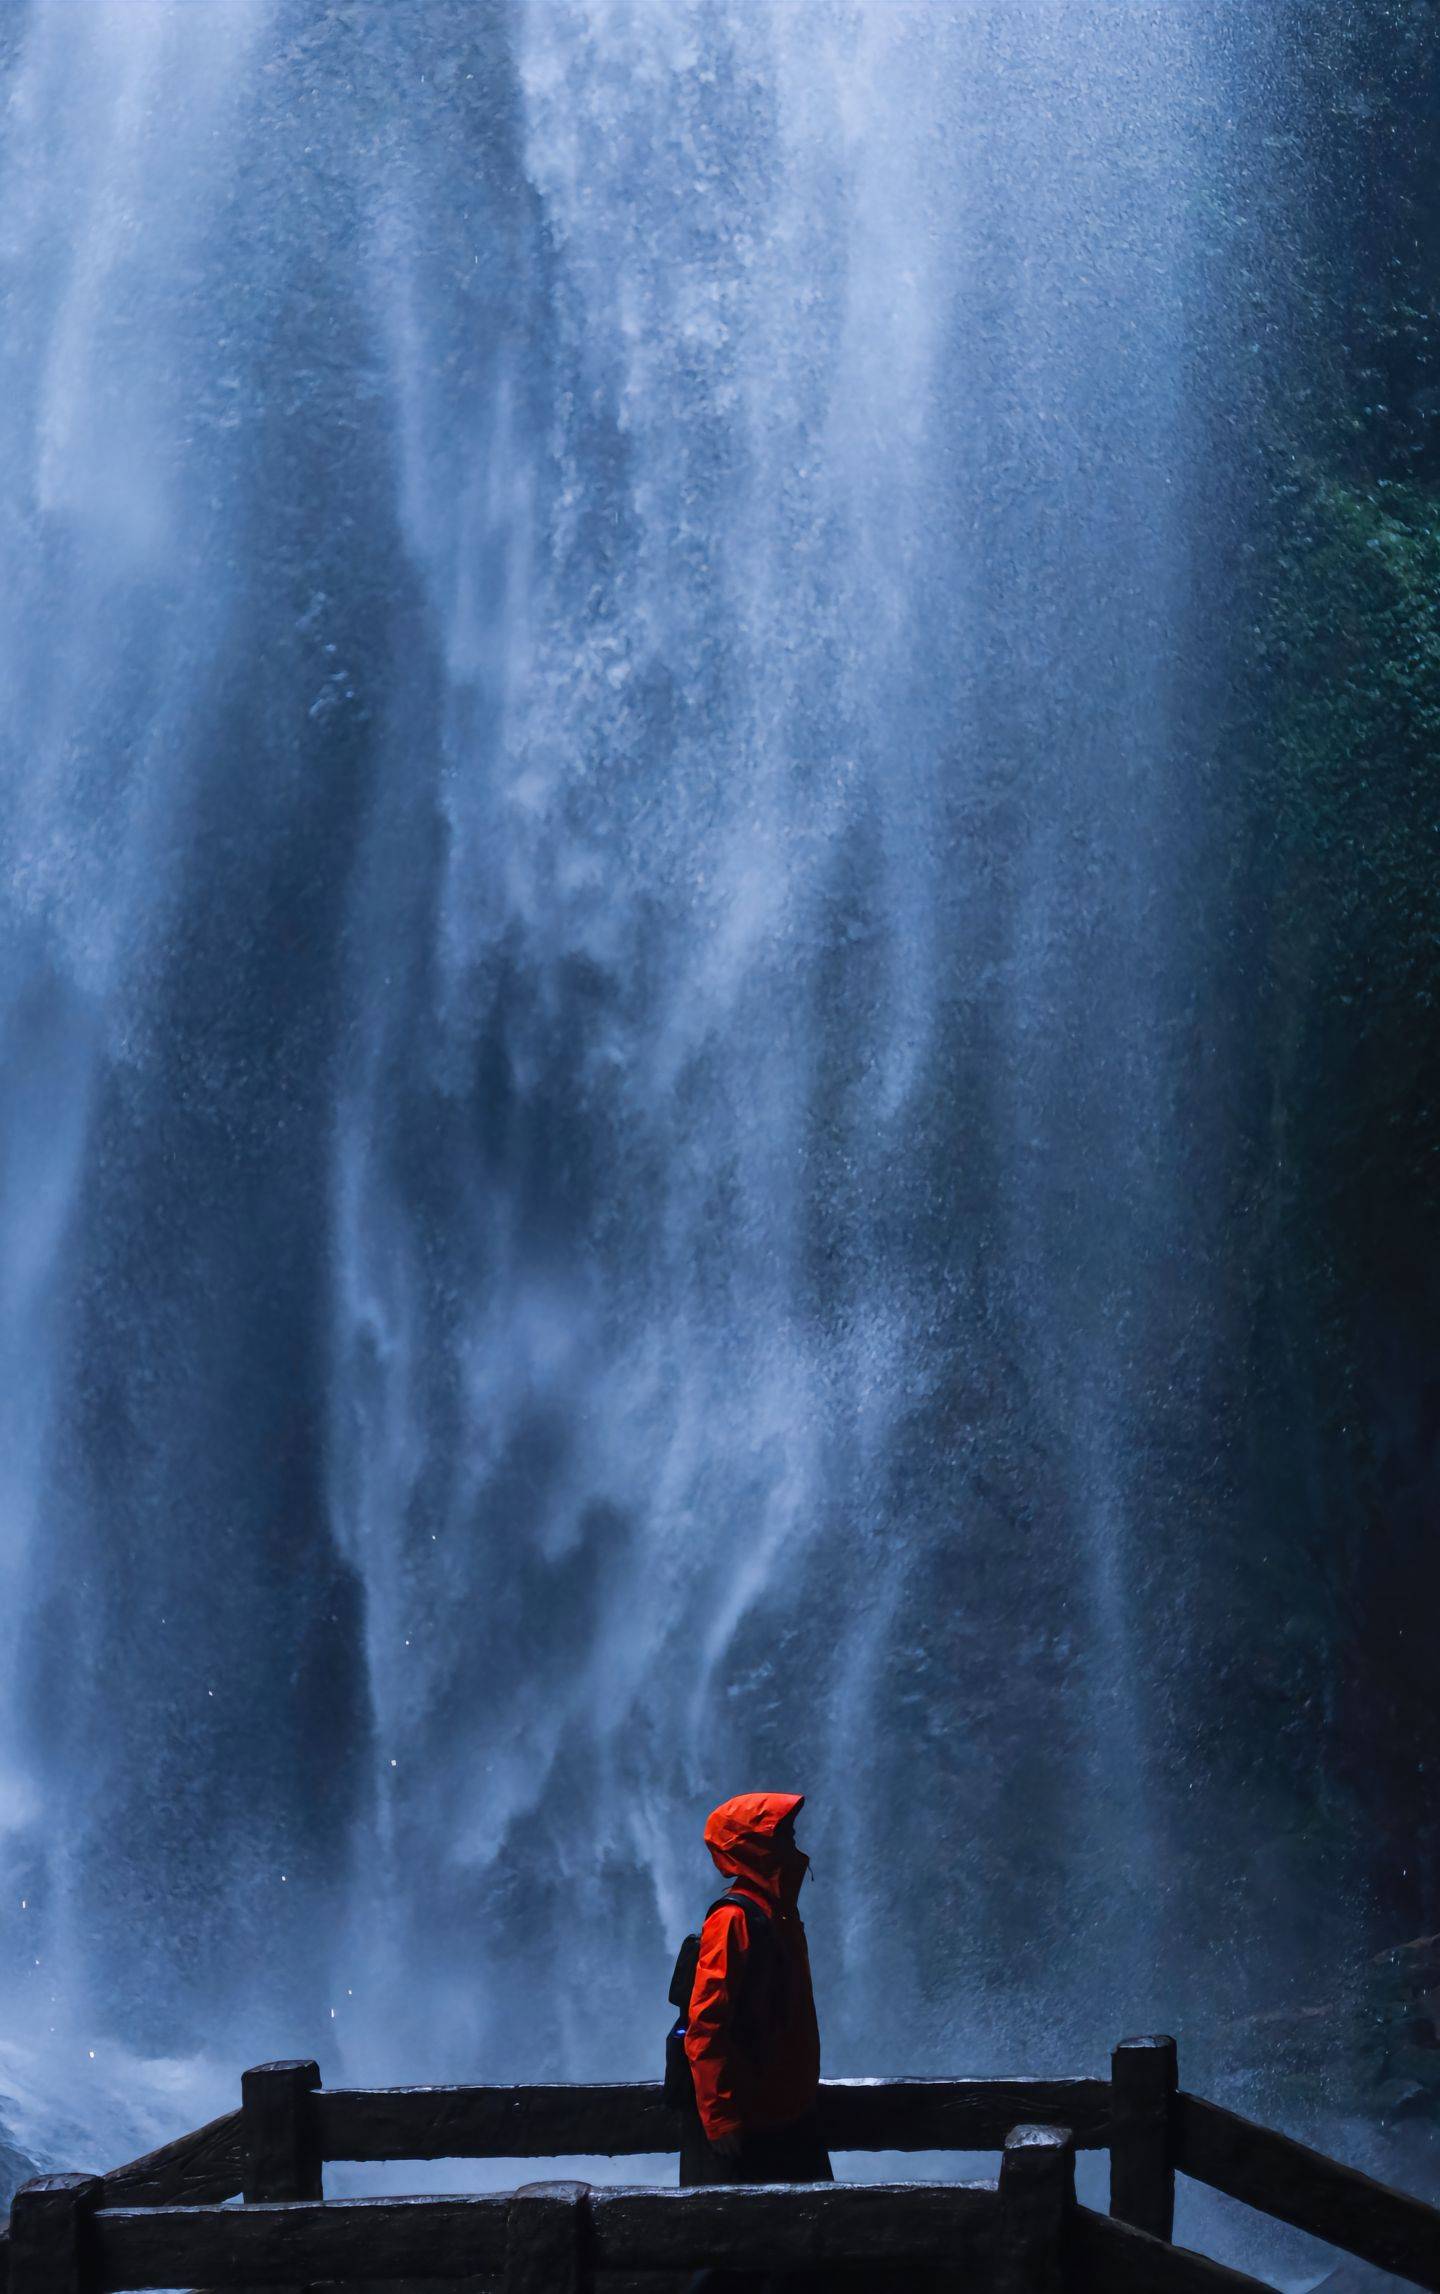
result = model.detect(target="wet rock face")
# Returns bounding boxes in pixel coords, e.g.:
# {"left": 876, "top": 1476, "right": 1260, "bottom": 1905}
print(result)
{"left": 1213, "top": 1935, "right": 1440, "bottom": 2140}
{"left": 1366, "top": 1936, "right": 1440, "bottom": 2115}
{"left": 1309, "top": 2260, "right": 1417, "bottom": 2294}
{"left": 0, "top": 2123, "right": 39, "bottom": 2212}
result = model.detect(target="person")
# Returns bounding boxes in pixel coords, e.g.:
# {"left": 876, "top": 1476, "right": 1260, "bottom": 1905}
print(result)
{"left": 680, "top": 1790, "right": 833, "bottom": 2187}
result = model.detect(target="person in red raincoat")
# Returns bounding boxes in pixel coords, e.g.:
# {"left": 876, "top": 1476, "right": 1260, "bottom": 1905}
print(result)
{"left": 681, "top": 1790, "right": 833, "bottom": 2186}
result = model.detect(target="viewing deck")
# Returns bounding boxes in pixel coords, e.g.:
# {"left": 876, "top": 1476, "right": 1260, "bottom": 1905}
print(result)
{"left": 6, "top": 2036, "right": 1440, "bottom": 2294}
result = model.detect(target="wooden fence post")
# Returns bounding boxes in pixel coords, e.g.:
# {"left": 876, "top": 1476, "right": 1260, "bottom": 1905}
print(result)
{"left": 1110, "top": 2035, "right": 1177, "bottom": 2242}
{"left": 506, "top": 2180, "right": 590, "bottom": 2294}
{"left": 241, "top": 2058, "right": 324, "bottom": 2202}
{"left": 241, "top": 2058, "right": 323, "bottom": 2294}
{"left": 997, "top": 2124, "right": 1075, "bottom": 2294}
{"left": 9, "top": 2172, "right": 103, "bottom": 2294}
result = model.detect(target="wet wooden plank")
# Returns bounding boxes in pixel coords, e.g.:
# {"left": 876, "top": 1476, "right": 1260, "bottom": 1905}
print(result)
{"left": 102, "top": 2109, "right": 246, "bottom": 2206}
{"left": 95, "top": 2181, "right": 998, "bottom": 2287}
{"left": 589, "top": 2178, "right": 997, "bottom": 2271}
{"left": 1072, "top": 2205, "right": 1277, "bottom": 2294}
{"left": 95, "top": 2193, "right": 511, "bottom": 2289}
{"left": 314, "top": 2076, "right": 1113, "bottom": 2162}
{"left": 316, "top": 2083, "right": 676, "bottom": 2162}
{"left": 822, "top": 2077, "right": 1113, "bottom": 2152}
{"left": 1173, "top": 2092, "right": 1440, "bottom": 2291}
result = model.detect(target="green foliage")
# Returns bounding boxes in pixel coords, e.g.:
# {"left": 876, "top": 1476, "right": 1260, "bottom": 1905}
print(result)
{"left": 1249, "top": 0, "right": 1440, "bottom": 1285}
{"left": 1239, "top": 5, "right": 1440, "bottom": 1951}
{"left": 1260, "top": 476, "right": 1440, "bottom": 1281}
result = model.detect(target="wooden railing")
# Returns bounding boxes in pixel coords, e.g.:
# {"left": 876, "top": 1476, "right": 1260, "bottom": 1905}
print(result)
{"left": 3, "top": 2035, "right": 1439, "bottom": 2293}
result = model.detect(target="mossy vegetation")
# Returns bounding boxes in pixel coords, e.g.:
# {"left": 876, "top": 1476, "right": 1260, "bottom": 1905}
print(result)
{"left": 1244, "top": 1, "right": 1440, "bottom": 1949}
{"left": 1263, "top": 471, "right": 1440, "bottom": 1243}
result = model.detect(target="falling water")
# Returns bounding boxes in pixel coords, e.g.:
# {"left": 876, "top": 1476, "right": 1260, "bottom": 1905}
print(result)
{"left": 0, "top": 0, "right": 1293, "bottom": 2174}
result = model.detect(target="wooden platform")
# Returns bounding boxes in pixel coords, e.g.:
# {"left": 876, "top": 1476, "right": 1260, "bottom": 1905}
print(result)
{"left": 4, "top": 2036, "right": 1439, "bottom": 2294}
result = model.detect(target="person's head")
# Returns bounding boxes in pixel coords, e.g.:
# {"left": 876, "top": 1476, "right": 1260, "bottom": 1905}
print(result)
{"left": 703, "top": 1790, "right": 809, "bottom": 1903}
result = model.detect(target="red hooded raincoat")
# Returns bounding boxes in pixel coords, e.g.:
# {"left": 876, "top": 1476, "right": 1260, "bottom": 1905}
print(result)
{"left": 683, "top": 1791, "right": 821, "bottom": 2145}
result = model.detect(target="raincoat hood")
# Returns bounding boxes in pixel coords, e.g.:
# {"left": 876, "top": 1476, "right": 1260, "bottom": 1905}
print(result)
{"left": 703, "top": 1791, "right": 808, "bottom": 1908}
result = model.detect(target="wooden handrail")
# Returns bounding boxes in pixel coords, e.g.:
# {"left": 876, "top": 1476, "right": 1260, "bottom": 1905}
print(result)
{"left": 11, "top": 2039, "right": 1440, "bottom": 2294}
{"left": 83, "top": 2177, "right": 1001, "bottom": 2289}
{"left": 0, "top": 2149, "right": 1300, "bottom": 2294}
{"left": 1071, "top": 2207, "right": 1275, "bottom": 2294}
{"left": 314, "top": 2073, "right": 1115, "bottom": 2162}
{"left": 0, "top": 2108, "right": 247, "bottom": 2294}
{"left": 101, "top": 2109, "right": 246, "bottom": 2207}
{"left": 1174, "top": 2092, "right": 1440, "bottom": 2291}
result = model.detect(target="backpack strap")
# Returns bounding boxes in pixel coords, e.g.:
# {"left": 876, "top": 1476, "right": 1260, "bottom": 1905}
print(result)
{"left": 668, "top": 1896, "right": 771, "bottom": 2015}
{"left": 706, "top": 1889, "right": 773, "bottom": 1931}
{"left": 702, "top": 1889, "right": 786, "bottom": 2066}
{"left": 667, "top": 1931, "right": 702, "bottom": 2011}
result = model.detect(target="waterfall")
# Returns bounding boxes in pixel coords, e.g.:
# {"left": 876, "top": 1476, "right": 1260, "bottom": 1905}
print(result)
{"left": 0, "top": 0, "right": 1289, "bottom": 2170}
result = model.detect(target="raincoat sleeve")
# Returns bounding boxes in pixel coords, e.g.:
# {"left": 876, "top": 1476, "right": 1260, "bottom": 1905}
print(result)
{"left": 684, "top": 1902, "right": 748, "bottom": 2142}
